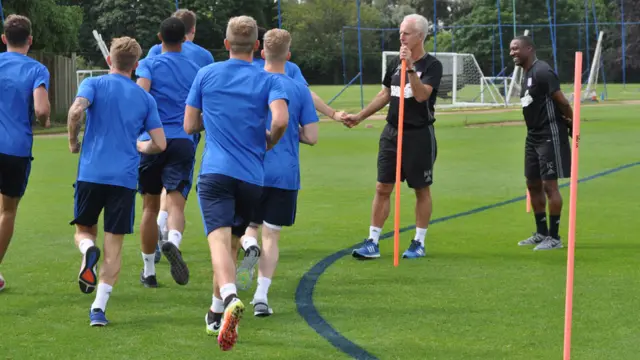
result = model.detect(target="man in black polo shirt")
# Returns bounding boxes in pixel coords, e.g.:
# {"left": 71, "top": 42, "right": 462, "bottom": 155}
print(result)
{"left": 342, "top": 13, "right": 442, "bottom": 260}
{"left": 510, "top": 35, "right": 574, "bottom": 251}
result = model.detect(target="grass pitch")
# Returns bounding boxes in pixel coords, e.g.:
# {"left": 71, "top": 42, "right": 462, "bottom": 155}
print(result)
{"left": 2, "top": 95, "right": 639, "bottom": 359}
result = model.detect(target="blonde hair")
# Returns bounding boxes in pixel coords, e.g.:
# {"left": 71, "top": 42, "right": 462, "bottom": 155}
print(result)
{"left": 109, "top": 37, "right": 142, "bottom": 71}
{"left": 263, "top": 29, "right": 291, "bottom": 62}
{"left": 226, "top": 16, "right": 258, "bottom": 54}
{"left": 173, "top": 9, "right": 196, "bottom": 33}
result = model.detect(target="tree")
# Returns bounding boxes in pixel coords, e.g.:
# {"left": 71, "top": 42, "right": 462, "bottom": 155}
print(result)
{"left": 0, "top": 0, "right": 82, "bottom": 54}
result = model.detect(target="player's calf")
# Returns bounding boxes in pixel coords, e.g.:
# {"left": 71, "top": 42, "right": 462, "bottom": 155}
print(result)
{"left": 140, "top": 195, "right": 161, "bottom": 287}
{"left": 236, "top": 226, "right": 261, "bottom": 291}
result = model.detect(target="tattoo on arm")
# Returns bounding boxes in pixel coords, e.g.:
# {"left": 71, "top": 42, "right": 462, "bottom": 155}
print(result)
{"left": 68, "top": 97, "right": 89, "bottom": 142}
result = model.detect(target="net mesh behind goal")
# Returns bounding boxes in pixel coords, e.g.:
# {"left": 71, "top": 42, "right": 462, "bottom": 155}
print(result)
{"left": 381, "top": 51, "right": 506, "bottom": 109}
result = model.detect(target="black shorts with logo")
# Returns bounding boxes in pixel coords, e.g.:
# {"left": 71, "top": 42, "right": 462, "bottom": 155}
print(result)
{"left": 524, "top": 134, "right": 571, "bottom": 181}
{"left": 377, "top": 123, "right": 437, "bottom": 189}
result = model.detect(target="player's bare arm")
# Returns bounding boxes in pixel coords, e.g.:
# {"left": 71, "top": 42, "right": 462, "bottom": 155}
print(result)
{"left": 137, "top": 127, "right": 167, "bottom": 154}
{"left": 184, "top": 105, "right": 203, "bottom": 134}
{"left": 67, "top": 97, "right": 90, "bottom": 153}
{"left": 299, "top": 122, "right": 318, "bottom": 146}
{"left": 400, "top": 45, "right": 433, "bottom": 103}
{"left": 33, "top": 85, "right": 51, "bottom": 127}
{"left": 342, "top": 87, "right": 391, "bottom": 127}
{"left": 136, "top": 78, "right": 152, "bottom": 92}
{"left": 309, "top": 90, "right": 344, "bottom": 122}
{"left": 551, "top": 90, "right": 573, "bottom": 123}
{"left": 267, "top": 99, "right": 289, "bottom": 150}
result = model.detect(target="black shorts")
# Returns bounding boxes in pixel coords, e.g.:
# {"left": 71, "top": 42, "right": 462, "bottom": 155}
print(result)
{"left": 197, "top": 174, "right": 263, "bottom": 238}
{"left": 525, "top": 135, "right": 571, "bottom": 181}
{"left": 138, "top": 138, "right": 196, "bottom": 199}
{"left": 0, "top": 153, "right": 32, "bottom": 198}
{"left": 251, "top": 187, "right": 298, "bottom": 228}
{"left": 377, "top": 123, "right": 437, "bottom": 189}
{"left": 70, "top": 181, "right": 137, "bottom": 235}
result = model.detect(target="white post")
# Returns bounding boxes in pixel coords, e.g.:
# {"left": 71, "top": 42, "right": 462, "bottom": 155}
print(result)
{"left": 582, "top": 31, "right": 605, "bottom": 101}
{"left": 452, "top": 54, "right": 458, "bottom": 105}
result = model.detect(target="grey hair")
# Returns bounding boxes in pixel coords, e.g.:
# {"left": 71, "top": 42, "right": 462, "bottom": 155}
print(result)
{"left": 403, "top": 14, "right": 430, "bottom": 42}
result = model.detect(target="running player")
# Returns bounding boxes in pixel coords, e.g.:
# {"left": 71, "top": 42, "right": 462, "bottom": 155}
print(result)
{"left": 135, "top": 17, "right": 199, "bottom": 287}
{"left": 0, "top": 15, "right": 51, "bottom": 292}
{"left": 147, "top": 9, "right": 214, "bottom": 263}
{"left": 241, "top": 28, "right": 319, "bottom": 316}
{"left": 184, "top": 15, "right": 289, "bottom": 350}
{"left": 68, "top": 37, "right": 166, "bottom": 326}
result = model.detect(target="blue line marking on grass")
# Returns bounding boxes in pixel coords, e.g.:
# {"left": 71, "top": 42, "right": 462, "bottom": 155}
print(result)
{"left": 295, "top": 161, "right": 640, "bottom": 360}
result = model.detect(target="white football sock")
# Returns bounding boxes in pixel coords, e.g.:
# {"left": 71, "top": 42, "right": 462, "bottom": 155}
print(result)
{"left": 168, "top": 230, "right": 182, "bottom": 249}
{"left": 211, "top": 295, "right": 224, "bottom": 313}
{"left": 157, "top": 211, "right": 168, "bottom": 232}
{"left": 242, "top": 236, "right": 259, "bottom": 251}
{"left": 142, "top": 252, "right": 155, "bottom": 277}
{"left": 220, "top": 283, "right": 237, "bottom": 303}
{"left": 254, "top": 277, "right": 271, "bottom": 301}
{"left": 91, "top": 283, "right": 112, "bottom": 311}
{"left": 369, "top": 226, "right": 382, "bottom": 244}
{"left": 415, "top": 227, "right": 427, "bottom": 246}
{"left": 79, "top": 239, "right": 95, "bottom": 255}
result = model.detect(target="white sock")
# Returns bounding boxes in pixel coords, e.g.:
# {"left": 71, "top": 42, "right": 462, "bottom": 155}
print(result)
{"left": 241, "top": 236, "right": 258, "bottom": 251}
{"left": 168, "top": 230, "right": 182, "bottom": 249}
{"left": 157, "top": 211, "right": 168, "bottom": 232}
{"left": 220, "top": 283, "right": 237, "bottom": 303}
{"left": 254, "top": 277, "right": 271, "bottom": 301}
{"left": 91, "top": 283, "right": 112, "bottom": 311}
{"left": 79, "top": 239, "right": 95, "bottom": 255}
{"left": 415, "top": 227, "right": 427, "bottom": 246}
{"left": 142, "top": 252, "right": 155, "bottom": 277}
{"left": 211, "top": 295, "right": 224, "bottom": 313}
{"left": 369, "top": 226, "right": 382, "bottom": 244}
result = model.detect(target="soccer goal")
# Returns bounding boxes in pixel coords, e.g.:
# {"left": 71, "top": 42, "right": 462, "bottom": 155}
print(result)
{"left": 381, "top": 51, "right": 506, "bottom": 109}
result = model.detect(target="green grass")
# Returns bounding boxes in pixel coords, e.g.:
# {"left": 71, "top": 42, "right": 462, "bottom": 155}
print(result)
{"left": 307, "top": 83, "right": 640, "bottom": 115}
{"left": 3, "top": 103, "right": 640, "bottom": 359}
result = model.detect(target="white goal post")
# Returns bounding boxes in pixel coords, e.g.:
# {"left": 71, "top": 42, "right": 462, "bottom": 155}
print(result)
{"left": 381, "top": 51, "right": 506, "bottom": 109}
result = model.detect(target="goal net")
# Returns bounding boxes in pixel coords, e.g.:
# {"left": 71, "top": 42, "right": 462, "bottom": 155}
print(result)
{"left": 381, "top": 51, "right": 506, "bottom": 109}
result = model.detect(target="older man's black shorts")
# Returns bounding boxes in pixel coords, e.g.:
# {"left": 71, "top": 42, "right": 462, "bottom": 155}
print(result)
{"left": 377, "top": 123, "right": 437, "bottom": 189}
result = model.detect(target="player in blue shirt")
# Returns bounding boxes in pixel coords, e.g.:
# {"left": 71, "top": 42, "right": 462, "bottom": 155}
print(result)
{"left": 135, "top": 17, "right": 199, "bottom": 288}
{"left": 67, "top": 37, "right": 166, "bottom": 327}
{"left": 237, "top": 29, "right": 319, "bottom": 317}
{"left": 146, "top": 9, "right": 214, "bottom": 264}
{"left": 184, "top": 15, "right": 289, "bottom": 351}
{"left": 146, "top": 9, "right": 214, "bottom": 67}
{"left": 0, "top": 15, "right": 51, "bottom": 292}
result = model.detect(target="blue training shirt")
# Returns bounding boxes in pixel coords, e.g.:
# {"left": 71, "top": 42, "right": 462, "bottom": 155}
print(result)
{"left": 263, "top": 74, "right": 319, "bottom": 191}
{"left": 0, "top": 52, "right": 50, "bottom": 157}
{"left": 75, "top": 74, "right": 163, "bottom": 190}
{"left": 186, "top": 59, "right": 289, "bottom": 186}
{"left": 252, "top": 58, "right": 308, "bottom": 86}
{"left": 147, "top": 41, "right": 214, "bottom": 68}
{"left": 135, "top": 52, "right": 200, "bottom": 141}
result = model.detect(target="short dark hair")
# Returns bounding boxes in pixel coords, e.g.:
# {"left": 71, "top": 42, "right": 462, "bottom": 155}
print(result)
{"left": 173, "top": 9, "right": 196, "bottom": 34}
{"left": 3, "top": 15, "right": 32, "bottom": 46}
{"left": 514, "top": 35, "right": 535, "bottom": 50}
{"left": 160, "top": 17, "right": 186, "bottom": 45}
{"left": 255, "top": 27, "right": 268, "bottom": 58}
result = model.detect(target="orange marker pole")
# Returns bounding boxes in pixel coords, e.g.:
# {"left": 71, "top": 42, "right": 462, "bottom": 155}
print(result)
{"left": 394, "top": 59, "right": 407, "bottom": 267}
{"left": 526, "top": 190, "right": 531, "bottom": 213}
{"left": 563, "top": 51, "right": 582, "bottom": 360}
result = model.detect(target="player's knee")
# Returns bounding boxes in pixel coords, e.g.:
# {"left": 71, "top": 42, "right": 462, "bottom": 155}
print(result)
{"left": 542, "top": 181, "right": 560, "bottom": 197}
{"left": 375, "top": 182, "right": 394, "bottom": 197}
{"left": 142, "top": 195, "right": 161, "bottom": 213}
{"left": 526, "top": 179, "right": 543, "bottom": 193}
{"left": 414, "top": 185, "right": 431, "bottom": 199}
